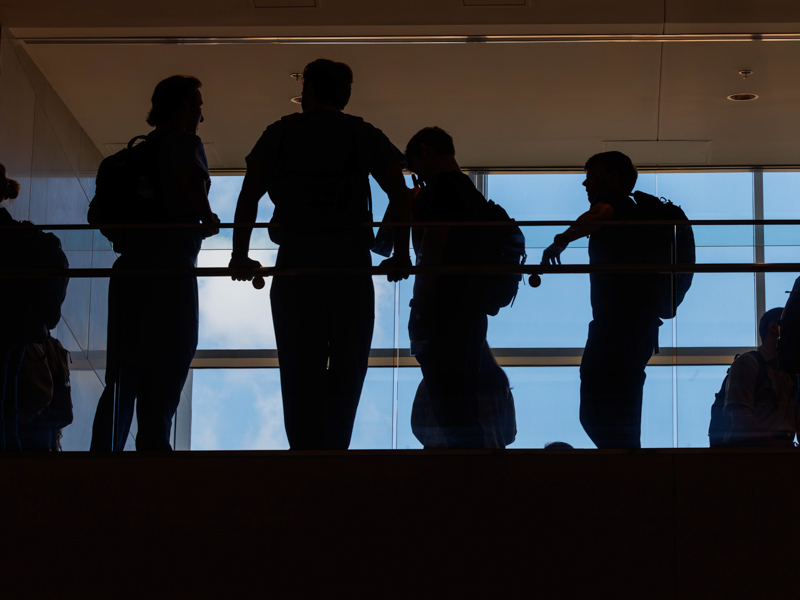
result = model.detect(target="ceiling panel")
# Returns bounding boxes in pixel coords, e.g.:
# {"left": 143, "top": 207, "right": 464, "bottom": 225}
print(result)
{"left": 659, "top": 42, "right": 800, "bottom": 165}
{"left": 23, "top": 41, "right": 662, "bottom": 168}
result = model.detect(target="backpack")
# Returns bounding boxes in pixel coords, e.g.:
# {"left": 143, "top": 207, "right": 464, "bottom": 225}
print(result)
{"left": 0, "top": 208, "right": 69, "bottom": 342}
{"left": 88, "top": 135, "right": 162, "bottom": 253}
{"left": 474, "top": 199, "right": 527, "bottom": 316}
{"left": 708, "top": 351, "right": 768, "bottom": 447}
{"left": 17, "top": 334, "right": 72, "bottom": 425}
{"left": 631, "top": 191, "right": 696, "bottom": 319}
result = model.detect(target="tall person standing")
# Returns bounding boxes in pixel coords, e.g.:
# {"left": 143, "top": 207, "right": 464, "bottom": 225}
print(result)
{"left": 230, "top": 59, "right": 411, "bottom": 450}
{"left": 90, "top": 75, "right": 219, "bottom": 451}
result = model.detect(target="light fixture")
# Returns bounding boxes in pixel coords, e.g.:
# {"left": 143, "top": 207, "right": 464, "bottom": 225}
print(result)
{"left": 291, "top": 95, "right": 302, "bottom": 104}
{"left": 727, "top": 93, "right": 759, "bottom": 102}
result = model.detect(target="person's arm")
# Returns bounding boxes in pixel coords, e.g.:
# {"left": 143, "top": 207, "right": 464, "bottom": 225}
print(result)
{"left": 229, "top": 164, "right": 269, "bottom": 280}
{"left": 172, "top": 163, "right": 219, "bottom": 236}
{"left": 541, "top": 201, "right": 615, "bottom": 265}
{"left": 371, "top": 160, "right": 412, "bottom": 282}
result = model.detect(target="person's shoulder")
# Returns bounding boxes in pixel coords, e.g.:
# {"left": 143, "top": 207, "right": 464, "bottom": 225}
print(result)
{"left": 731, "top": 351, "right": 760, "bottom": 376}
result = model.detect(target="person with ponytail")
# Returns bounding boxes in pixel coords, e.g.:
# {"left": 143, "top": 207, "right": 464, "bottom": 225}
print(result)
{"left": 0, "top": 164, "right": 25, "bottom": 451}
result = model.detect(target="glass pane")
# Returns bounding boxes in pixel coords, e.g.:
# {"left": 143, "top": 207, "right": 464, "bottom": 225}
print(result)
{"left": 676, "top": 365, "right": 729, "bottom": 448}
{"left": 655, "top": 172, "right": 753, "bottom": 247}
{"left": 191, "top": 367, "right": 394, "bottom": 450}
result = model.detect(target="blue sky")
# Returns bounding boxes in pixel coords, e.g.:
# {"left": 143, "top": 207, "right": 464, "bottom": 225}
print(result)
{"left": 190, "top": 171, "right": 797, "bottom": 450}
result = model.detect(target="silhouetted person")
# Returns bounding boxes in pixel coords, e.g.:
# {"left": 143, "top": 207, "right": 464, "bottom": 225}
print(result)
{"left": 229, "top": 59, "right": 411, "bottom": 450}
{"left": 723, "top": 308, "right": 800, "bottom": 446}
{"left": 542, "top": 151, "right": 660, "bottom": 449}
{"left": 406, "top": 126, "right": 510, "bottom": 448}
{"left": 90, "top": 75, "right": 219, "bottom": 451}
{"left": 0, "top": 164, "right": 68, "bottom": 451}
{"left": 0, "top": 165, "right": 24, "bottom": 451}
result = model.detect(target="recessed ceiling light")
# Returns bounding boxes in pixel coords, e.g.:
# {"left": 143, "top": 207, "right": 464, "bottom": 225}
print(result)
{"left": 291, "top": 95, "right": 302, "bottom": 104}
{"left": 727, "top": 93, "right": 759, "bottom": 102}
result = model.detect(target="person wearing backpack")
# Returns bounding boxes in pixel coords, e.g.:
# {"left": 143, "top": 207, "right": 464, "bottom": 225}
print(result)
{"left": 229, "top": 59, "right": 411, "bottom": 450}
{"left": 0, "top": 164, "right": 69, "bottom": 451}
{"left": 714, "top": 308, "right": 800, "bottom": 447}
{"left": 89, "top": 75, "right": 219, "bottom": 452}
{"left": 542, "top": 151, "right": 662, "bottom": 449}
{"left": 405, "top": 127, "right": 519, "bottom": 448}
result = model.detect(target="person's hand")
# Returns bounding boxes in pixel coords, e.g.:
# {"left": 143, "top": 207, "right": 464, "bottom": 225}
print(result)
{"left": 202, "top": 212, "right": 220, "bottom": 238}
{"left": 541, "top": 243, "right": 565, "bottom": 266}
{"left": 410, "top": 174, "right": 422, "bottom": 201}
{"left": 380, "top": 254, "right": 412, "bottom": 282}
{"left": 229, "top": 255, "right": 262, "bottom": 281}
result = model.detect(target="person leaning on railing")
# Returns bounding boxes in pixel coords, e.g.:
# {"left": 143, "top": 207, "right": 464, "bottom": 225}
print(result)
{"left": 541, "top": 151, "right": 661, "bottom": 449}
{"left": 229, "top": 58, "right": 411, "bottom": 450}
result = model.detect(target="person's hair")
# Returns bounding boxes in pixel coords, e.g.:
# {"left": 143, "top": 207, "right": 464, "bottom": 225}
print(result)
{"left": 544, "top": 441, "right": 574, "bottom": 449}
{"left": 0, "top": 163, "right": 20, "bottom": 204}
{"left": 584, "top": 151, "right": 638, "bottom": 194}
{"left": 302, "top": 59, "right": 353, "bottom": 110}
{"left": 146, "top": 75, "right": 202, "bottom": 127}
{"left": 405, "top": 126, "right": 456, "bottom": 159}
{"left": 759, "top": 307, "right": 784, "bottom": 342}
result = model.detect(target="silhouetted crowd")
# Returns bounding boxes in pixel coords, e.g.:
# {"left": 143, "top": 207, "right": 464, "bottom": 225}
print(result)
{"left": 1, "top": 58, "right": 799, "bottom": 452}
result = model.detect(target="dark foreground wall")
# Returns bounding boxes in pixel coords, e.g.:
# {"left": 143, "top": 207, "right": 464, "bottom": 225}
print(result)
{"left": 2, "top": 449, "right": 799, "bottom": 599}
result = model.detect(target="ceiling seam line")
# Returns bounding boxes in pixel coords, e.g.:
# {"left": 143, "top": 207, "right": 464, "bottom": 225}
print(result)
{"left": 656, "top": 41, "right": 664, "bottom": 141}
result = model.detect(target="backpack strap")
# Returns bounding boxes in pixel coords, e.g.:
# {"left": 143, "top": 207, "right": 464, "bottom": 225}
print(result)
{"left": 747, "top": 350, "right": 770, "bottom": 397}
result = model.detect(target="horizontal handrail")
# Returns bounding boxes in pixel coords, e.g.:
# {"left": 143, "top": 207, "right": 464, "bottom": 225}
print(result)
{"left": 21, "top": 33, "right": 800, "bottom": 46}
{"left": 2, "top": 218, "right": 800, "bottom": 231}
{"left": 1, "top": 262, "right": 800, "bottom": 279}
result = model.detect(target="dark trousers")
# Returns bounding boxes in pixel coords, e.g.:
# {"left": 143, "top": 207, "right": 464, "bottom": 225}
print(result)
{"left": 271, "top": 246, "right": 374, "bottom": 450}
{"left": 413, "top": 301, "right": 488, "bottom": 449}
{"left": 579, "top": 315, "right": 660, "bottom": 449}
{"left": 90, "top": 252, "right": 198, "bottom": 451}
{"left": 0, "top": 340, "right": 25, "bottom": 451}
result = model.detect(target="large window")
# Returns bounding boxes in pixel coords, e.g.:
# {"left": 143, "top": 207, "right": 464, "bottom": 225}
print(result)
{"left": 190, "top": 170, "right": 795, "bottom": 450}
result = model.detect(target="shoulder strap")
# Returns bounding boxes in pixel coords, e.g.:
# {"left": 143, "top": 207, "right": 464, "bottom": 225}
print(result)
{"left": 748, "top": 350, "right": 770, "bottom": 393}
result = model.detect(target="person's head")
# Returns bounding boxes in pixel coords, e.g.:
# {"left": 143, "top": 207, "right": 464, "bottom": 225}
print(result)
{"left": 146, "top": 75, "right": 203, "bottom": 132}
{"left": 583, "top": 151, "right": 638, "bottom": 202}
{"left": 544, "top": 441, "right": 574, "bottom": 450}
{"left": 405, "top": 126, "right": 458, "bottom": 181}
{"left": 760, "top": 307, "right": 783, "bottom": 345}
{"left": 0, "top": 163, "right": 20, "bottom": 205}
{"left": 301, "top": 59, "right": 353, "bottom": 111}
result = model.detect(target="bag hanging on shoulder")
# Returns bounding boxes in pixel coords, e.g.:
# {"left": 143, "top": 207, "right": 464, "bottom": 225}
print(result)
{"left": 0, "top": 209, "right": 69, "bottom": 342}
{"left": 17, "top": 334, "right": 72, "bottom": 425}
{"left": 631, "top": 191, "right": 696, "bottom": 319}
{"left": 88, "top": 134, "right": 163, "bottom": 253}
{"left": 708, "top": 351, "right": 768, "bottom": 447}
{"left": 473, "top": 199, "right": 527, "bottom": 316}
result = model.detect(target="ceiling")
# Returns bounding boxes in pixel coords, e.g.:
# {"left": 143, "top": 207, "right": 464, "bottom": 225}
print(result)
{"left": 7, "top": 0, "right": 800, "bottom": 168}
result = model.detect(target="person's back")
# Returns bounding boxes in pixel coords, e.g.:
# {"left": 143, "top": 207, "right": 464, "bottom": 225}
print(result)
{"left": 230, "top": 58, "right": 411, "bottom": 450}
{"left": 252, "top": 109, "right": 380, "bottom": 262}
{"left": 724, "top": 307, "right": 800, "bottom": 447}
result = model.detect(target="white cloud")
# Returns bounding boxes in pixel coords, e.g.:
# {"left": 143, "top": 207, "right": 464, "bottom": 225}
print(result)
{"left": 197, "top": 249, "right": 277, "bottom": 349}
